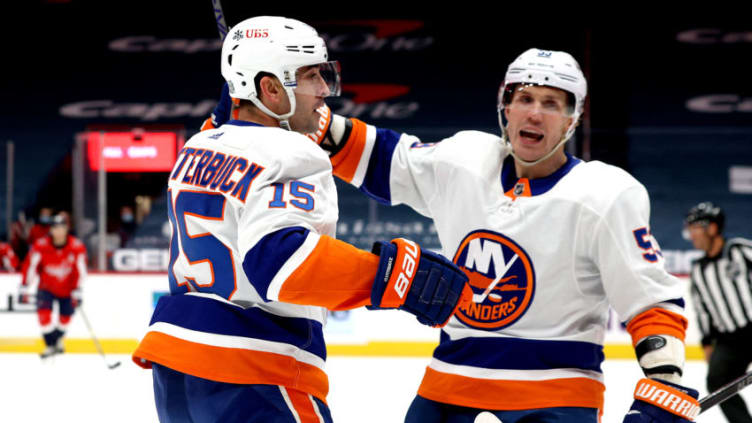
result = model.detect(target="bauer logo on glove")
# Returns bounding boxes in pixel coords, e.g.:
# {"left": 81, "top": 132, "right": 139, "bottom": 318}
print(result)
{"left": 370, "top": 238, "right": 472, "bottom": 327}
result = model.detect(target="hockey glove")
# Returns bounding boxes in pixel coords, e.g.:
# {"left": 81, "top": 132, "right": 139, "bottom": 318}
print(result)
{"left": 17, "top": 284, "right": 31, "bottom": 304}
{"left": 305, "top": 105, "right": 351, "bottom": 156}
{"left": 200, "top": 82, "right": 236, "bottom": 131}
{"left": 369, "top": 238, "right": 471, "bottom": 327}
{"left": 623, "top": 378, "right": 700, "bottom": 423}
{"left": 71, "top": 289, "right": 82, "bottom": 308}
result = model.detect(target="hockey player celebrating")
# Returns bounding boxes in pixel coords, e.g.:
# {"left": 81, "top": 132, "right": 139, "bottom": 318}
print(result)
{"left": 299, "top": 49, "right": 698, "bottom": 422}
{"left": 20, "top": 213, "right": 86, "bottom": 358}
{"left": 132, "top": 16, "right": 471, "bottom": 423}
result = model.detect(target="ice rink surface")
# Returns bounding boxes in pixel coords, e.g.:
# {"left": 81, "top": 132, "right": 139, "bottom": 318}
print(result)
{"left": 2, "top": 353, "right": 748, "bottom": 422}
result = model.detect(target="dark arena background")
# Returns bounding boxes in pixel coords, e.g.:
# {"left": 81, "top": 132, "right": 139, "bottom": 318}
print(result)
{"left": 0, "top": 2, "right": 750, "bottom": 422}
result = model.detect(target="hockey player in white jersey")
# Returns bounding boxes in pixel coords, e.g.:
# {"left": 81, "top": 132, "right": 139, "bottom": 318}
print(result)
{"left": 132, "top": 16, "right": 471, "bottom": 423}
{"left": 301, "top": 49, "right": 701, "bottom": 422}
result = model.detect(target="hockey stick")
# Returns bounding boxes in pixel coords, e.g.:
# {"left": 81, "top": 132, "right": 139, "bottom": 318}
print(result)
{"left": 470, "top": 371, "right": 752, "bottom": 422}
{"left": 699, "top": 369, "right": 752, "bottom": 414}
{"left": 473, "top": 254, "right": 518, "bottom": 303}
{"left": 78, "top": 307, "right": 121, "bottom": 369}
{"left": 210, "top": 0, "right": 228, "bottom": 40}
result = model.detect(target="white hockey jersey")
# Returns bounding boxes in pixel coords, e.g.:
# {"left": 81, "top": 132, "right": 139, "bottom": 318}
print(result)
{"left": 133, "top": 120, "right": 382, "bottom": 402}
{"left": 330, "top": 121, "right": 687, "bottom": 411}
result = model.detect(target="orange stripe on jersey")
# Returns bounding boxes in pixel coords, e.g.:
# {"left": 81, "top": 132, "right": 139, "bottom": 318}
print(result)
{"left": 417, "top": 367, "right": 604, "bottom": 411}
{"left": 504, "top": 178, "right": 532, "bottom": 200}
{"left": 278, "top": 234, "right": 379, "bottom": 311}
{"left": 330, "top": 118, "right": 368, "bottom": 183}
{"left": 132, "top": 331, "right": 329, "bottom": 403}
{"left": 626, "top": 307, "right": 688, "bottom": 346}
{"left": 285, "top": 388, "right": 324, "bottom": 423}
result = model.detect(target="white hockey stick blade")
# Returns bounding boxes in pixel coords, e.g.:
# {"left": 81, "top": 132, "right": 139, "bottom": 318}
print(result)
{"left": 474, "top": 411, "right": 502, "bottom": 423}
{"left": 473, "top": 254, "right": 519, "bottom": 303}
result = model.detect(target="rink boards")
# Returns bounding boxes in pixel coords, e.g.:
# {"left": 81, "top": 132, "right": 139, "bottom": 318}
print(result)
{"left": 0, "top": 273, "right": 705, "bottom": 359}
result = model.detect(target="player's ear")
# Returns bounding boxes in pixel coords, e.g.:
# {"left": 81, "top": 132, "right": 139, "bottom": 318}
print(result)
{"left": 259, "top": 76, "right": 282, "bottom": 101}
{"left": 708, "top": 222, "right": 719, "bottom": 237}
{"left": 560, "top": 116, "right": 575, "bottom": 139}
{"left": 258, "top": 76, "right": 291, "bottom": 114}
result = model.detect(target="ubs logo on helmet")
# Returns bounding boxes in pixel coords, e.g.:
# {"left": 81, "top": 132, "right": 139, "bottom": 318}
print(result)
{"left": 453, "top": 230, "right": 535, "bottom": 330}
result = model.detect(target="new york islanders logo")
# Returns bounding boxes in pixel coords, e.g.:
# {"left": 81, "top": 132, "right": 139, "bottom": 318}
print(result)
{"left": 453, "top": 230, "right": 535, "bottom": 330}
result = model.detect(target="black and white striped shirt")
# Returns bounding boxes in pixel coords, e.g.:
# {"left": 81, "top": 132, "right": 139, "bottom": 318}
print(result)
{"left": 690, "top": 237, "right": 752, "bottom": 345}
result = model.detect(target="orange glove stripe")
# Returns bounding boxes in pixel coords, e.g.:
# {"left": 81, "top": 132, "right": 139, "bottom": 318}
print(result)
{"left": 633, "top": 378, "right": 700, "bottom": 420}
{"left": 378, "top": 238, "right": 421, "bottom": 309}
{"left": 200, "top": 118, "right": 216, "bottom": 132}
{"left": 306, "top": 106, "right": 332, "bottom": 144}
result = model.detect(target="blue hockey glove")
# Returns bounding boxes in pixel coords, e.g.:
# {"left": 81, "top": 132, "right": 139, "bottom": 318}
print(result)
{"left": 200, "top": 82, "right": 233, "bottom": 131}
{"left": 623, "top": 378, "right": 700, "bottom": 422}
{"left": 370, "top": 238, "right": 471, "bottom": 327}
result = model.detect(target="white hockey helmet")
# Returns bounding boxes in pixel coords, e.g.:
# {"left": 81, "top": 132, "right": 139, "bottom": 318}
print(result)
{"left": 497, "top": 48, "right": 587, "bottom": 166}
{"left": 221, "top": 16, "right": 341, "bottom": 129}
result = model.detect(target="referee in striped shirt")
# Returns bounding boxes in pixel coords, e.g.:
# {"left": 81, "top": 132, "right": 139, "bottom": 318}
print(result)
{"left": 685, "top": 201, "right": 752, "bottom": 422}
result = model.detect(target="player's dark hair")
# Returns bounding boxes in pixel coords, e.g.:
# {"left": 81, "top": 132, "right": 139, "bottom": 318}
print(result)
{"left": 237, "top": 72, "right": 276, "bottom": 111}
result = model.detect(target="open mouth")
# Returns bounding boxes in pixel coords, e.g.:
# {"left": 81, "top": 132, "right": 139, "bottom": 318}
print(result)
{"left": 519, "top": 129, "right": 544, "bottom": 142}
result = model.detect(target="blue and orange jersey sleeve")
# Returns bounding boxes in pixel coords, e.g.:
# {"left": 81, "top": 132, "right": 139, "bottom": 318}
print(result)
{"left": 243, "top": 226, "right": 379, "bottom": 310}
{"left": 330, "top": 118, "right": 403, "bottom": 205}
{"left": 330, "top": 118, "right": 443, "bottom": 217}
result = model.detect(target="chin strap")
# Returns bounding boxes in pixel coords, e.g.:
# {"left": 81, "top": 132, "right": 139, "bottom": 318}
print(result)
{"left": 248, "top": 87, "right": 297, "bottom": 131}
{"left": 509, "top": 135, "right": 571, "bottom": 167}
{"left": 498, "top": 108, "right": 578, "bottom": 167}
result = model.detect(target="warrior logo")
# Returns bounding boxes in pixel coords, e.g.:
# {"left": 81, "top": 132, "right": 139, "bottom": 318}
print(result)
{"left": 453, "top": 230, "right": 535, "bottom": 330}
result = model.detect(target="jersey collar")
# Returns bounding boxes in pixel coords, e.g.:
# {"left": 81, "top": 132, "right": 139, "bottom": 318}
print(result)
{"left": 501, "top": 152, "right": 582, "bottom": 199}
{"left": 225, "top": 120, "right": 264, "bottom": 127}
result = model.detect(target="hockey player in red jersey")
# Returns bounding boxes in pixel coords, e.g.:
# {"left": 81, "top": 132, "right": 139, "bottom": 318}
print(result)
{"left": 0, "top": 241, "right": 19, "bottom": 271}
{"left": 20, "top": 213, "right": 87, "bottom": 358}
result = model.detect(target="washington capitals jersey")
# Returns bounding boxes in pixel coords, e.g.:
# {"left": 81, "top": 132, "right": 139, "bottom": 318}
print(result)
{"left": 330, "top": 122, "right": 687, "bottom": 412}
{"left": 22, "top": 235, "right": 86, "bottom": 298}
{"left": 133, "top": 120, "right": 382, "bottom": 403}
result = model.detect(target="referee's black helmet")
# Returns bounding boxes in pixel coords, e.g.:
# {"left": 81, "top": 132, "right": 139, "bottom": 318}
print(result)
{"left": 685, "top": 202, "right": 725, "bottom": 233}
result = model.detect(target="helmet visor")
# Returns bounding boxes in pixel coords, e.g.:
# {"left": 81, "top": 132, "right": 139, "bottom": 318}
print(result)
{"left": 292, "top": 61, "right": 341, "bottom": 97}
